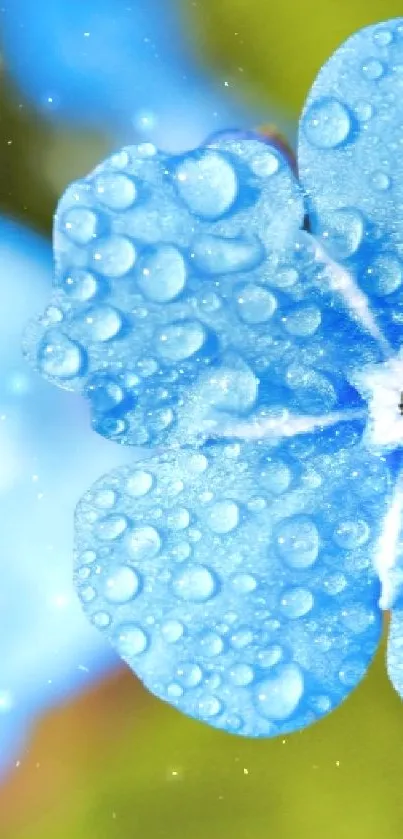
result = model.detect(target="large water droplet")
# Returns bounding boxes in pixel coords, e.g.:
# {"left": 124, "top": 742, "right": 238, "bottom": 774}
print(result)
{"left": 38, "top": 332, "right": 85, "bottom": 379}
{"left": 115, "top": 624, "right": 149, "bottom": 657}
{"left": 255, "top": 663, "right": 304, "bottom": 720}
{"left": 137, "top": 245, "right": 187, "bottom": 303}
{"left": 92, "top": 235, "right": 136, "bottom": 277}
{"left": 126, "top": 470, "right": 154, "bottom": 497}
{"left": 199, "top": 631, "right": 224, "bottom": 656}
{"left": 231, "top": 573, "right": 257, "bottom": 594}
{"left": 172, "top": 564, "right": 217, "bottom": 602}
{"left": 280, "top": 587, "right": 314, "bottom": 618}
{"left": 127, "top": 526, "right": 161, "bottom": 560}
{"left": 259, "top": 458, "right": 292, "bottom": 495}
{"left": 283, "top": 305, "right": 321, "bottom": 337}
{"left": 177, "top": 663, "right": 203, "bottom": 687}
{"left": 61, "top": 269, "right": 98, "bottom": 301}
{"left": 94, "top": 173, "right": 137, "bottom": 210}
{"left": 192, "top": 234, "right": 264, "bottom": 275}
{"left": 362, "top": 253, "right": 403, "bottom": 296}
{"left": 155, "top": 320, "right": 207, "bottom": 362}
{"left": 174, "top": 151, "right": 238, "bottom": 219}
{"left": 236, "top": 284, "right": 277, "bottom": 324}
{"left": 333, "top": 519, "right": 370, "bottom": 549}
{"left": 205, "top": 500, "right": 240, "bottom": 534}
{"left": 275, "top": 516, "right": 319, "bottom": 568}
{"left": 78, "top": 305, "right": 123, "bottom": 342}
{"left": 197, "top": 696, "right": 222, "bottom": 718}
{"left": 62, "top": 207, "right": 99, "bottom": 244}
{"left": 303, "top": 97, "right": 352, "bottom": 149}
{"left": 371, "top": 171, "right": 391, "bottom": 191}
{"left": 321, "top": 208, "right": 365, "bottom": 260}
{"left": 104, "top": 565, "right": 141, "bottom": 603}
{"left": 97, "top": 514, "right": 128, "bottom": 541}
{"left": 161, "top": 620, "right": 184, "bottom": 643}
{"left": 362, "top": 59, "right": 385, "bottom": 80}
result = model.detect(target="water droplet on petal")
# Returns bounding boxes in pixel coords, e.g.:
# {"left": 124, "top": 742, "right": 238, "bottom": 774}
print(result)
{"left": 62, "top": 207, "right": 99, "bottom": 244}
{"left": 197, "top": 696, "right": 222, "bottom": 718}
{"left": 229, "top": 664, "right": 254, "bottom": 686}
{"left": 362, "top": 59, "right": 385, "bottom": 80}
{"left": 303, "top": 97, "right": 352, "bottom": 149}
{"left": 38, "top": 332, "right": 85, "bottom": 379}
{"left": 256, "top": 663, "right": 304, "bottom": 720}
{"left": 333, "top": 519, "right": 370, "bottom": 548}
{"left": 104, "top": 565, "right": 141, "bottom": 604}
{"left": 236, "top": 284, "right": 277, "bottom": 323}
{"left": 192, "top": 234, "right": 264, "bottom": 275}
{"left": 97, "top": 514, "right": 128, "bottom": 541}
{"left": 94, "top": 173, "right": 137, "bottom": 210}
{"left": 78, "top": 305, "right": 123, "bottom": 342}
{"left": 115, "top": 624, "right": 149, "bottom": 657}
{"left": 371, "top": 171, "right": 391, "bottom": 191}
{"left": 280, "top": 587, "right": 314, "bottom": 618}
{"left": 363, "top": 253, "right": 403, "bottom": 296}
{"left": 127, "top": 526, "right": 161, "bottom": 560}
{"left": 92, "top": 235, "right": 136, "bottom": 277}
{"left": 174, "top": 151, "right": 238, "bottom": 219}
{"left": 275, "top": 516, "right": 319, "bottom": 568}
{"left": 321, "top": 208, "right": 365, "bottom": 260}
{"left": 61, "top": 269, "right": 98, "bottom": 301}
{"left": 137, "top": 246, "right": 187, "bottom": 303}
{"left": 126, "top": 470, "right": 154, "bottom": 497}
{"left": 199, "top": 631, "right": 224, "bottom": 656}
{"left": 161, "top": 620, "right": 184, "bottom": 643}
{"left": 155, "top": 320, "right": 207, "bottom": 362}
{"left": 205, "top": 500, "right": 240, "bottom": 534}
{"left": 172, "top": 564, "right": 218, "bottom": 602}
{"left": 283, "top": 305, "right": 321, "bottom": 337}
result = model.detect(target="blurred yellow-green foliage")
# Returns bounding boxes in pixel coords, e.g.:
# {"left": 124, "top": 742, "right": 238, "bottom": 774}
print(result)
{"left": 2, "top": 1, "right": 403, "bottom": 837}
{"left": 185, "top": 0, "right": 403, "bottom": 113}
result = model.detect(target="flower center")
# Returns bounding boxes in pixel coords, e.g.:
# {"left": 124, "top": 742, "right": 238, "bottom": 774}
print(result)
{"left": 349, "top": 355, "right": 403, "bottom": 451}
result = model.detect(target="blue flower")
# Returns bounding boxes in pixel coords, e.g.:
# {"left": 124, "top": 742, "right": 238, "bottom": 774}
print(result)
{"left": 25, "top": 19, "right": 403, "bottom": 737}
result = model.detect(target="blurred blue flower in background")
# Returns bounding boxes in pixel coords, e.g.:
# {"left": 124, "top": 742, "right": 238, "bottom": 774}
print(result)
{"left": 0, "top": 218, "right": 133, "bottom": 775}
{"left": 0, "top": 0, "right": 263, "bottom": 149}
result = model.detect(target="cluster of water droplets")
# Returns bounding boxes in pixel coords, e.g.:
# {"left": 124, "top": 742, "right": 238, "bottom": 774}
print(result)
{"left": 74, "top": 438, "right": 389, "bottom": 736}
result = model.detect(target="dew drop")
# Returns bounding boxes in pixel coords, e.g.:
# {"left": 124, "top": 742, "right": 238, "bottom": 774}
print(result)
{"left": 161, "top": 620, "right": 184, "bottom": 643}
{"left": 155, "top": 320, "right": 207, "bottom": 362}
{"left": 275, "top": 516, "right": 319, "bottom": 568}
{"left": 255, "top": 663, "right": 304, "bottom": 720}
{"left": 199, "top": 631, "right": 224, "bottom": 657}
{"left": 115, "top": 624, "right": 149, "bottom": 657}
{"left": 79, "top": 305, "right": 123, "bottom": 342}
{"left": 205, "top": 500, "right": 240, "bottom": 534}
{"left": 61, "top": 269, "right": 98, "bottom": 301}
{"left": 94, "top": 173, "right": 137, "bottom": 210}
{"left": 230, "top": 628, "right": 253, "bottom": 649}
{"left": 192, "top": 234, "right": 264, "bottom": 275}
{"left": 362, "top": 59, "right": 385, "bottom": 80}
{"left": 333, "top": 519, "right": 370, "bottom": 549}
{"left": 92, "top": 611, "right": 111, "bottom": 629}
{"left": 371, "top": 171, "right": 391, "bottom": 191}
{"left": 363, "top": 253, "right": 403, "bottom": 296}
{"left": 104, "top": 565, "right": 140, "bottom": 604}
{"left": 172, "top": 564, "right": 217, "bottom": 602}
{"left": 283, "top": 305, "right": 321, "bottom": 337}
{"left": 259, "top": 458, "right": 292, "bottom": 495}
{"left": 97, "top": 514, "right": 128, "bottom": 541}
{"left": 167, "top": 507, "right": 191, "bottom": 530}
{"left": 62, "top": 207, "right": 99, "bottom": 244}
{"left": 174, "top": 151, "right": 238, "bottom": 219}
{"left": 92, "top": 489, "right": 117, "bottom": 509}
{"left": 339, "top": 656, "right": 366, "bottom": 686}
{"left": 303, "top": 97, "right": 352, "bottom": 149}
{"left": 250, "top": 149, "right": 279, "bottom": 177}
{"left": 137, "top": 246, "right": 187, "bottom": 303}
{"left": 373, "top": 28, "right": 393, "bottom": 46}
{"left": 197, "top": 696, "right": 222, "bottom": 718}
{"left": 321, "top": 208, "right": 365, "bottom": 260}
{"left": 38, "top": 332, "right": 85, "bottom": 379}
{"left": 236, "top": 284, "right": 277, "bottom": 324}
{"left": 126, "top": 470, "right": 154, "bottom": 497}
{"left": 177, "top": 663, "right": 203, "bottom": 687}
{"left": 127, "top": 526, "right": 161, "bottom": 559}
{"left": 280, "top": 587, "right": 314, "bottom": 618}
{"left": 92, "top": 235, "right": 136, "bottom": 277}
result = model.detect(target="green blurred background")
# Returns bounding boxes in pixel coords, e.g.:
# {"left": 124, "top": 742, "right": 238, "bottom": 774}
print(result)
{"left": 2, "top": 1, "right": 403, "bottom": 837}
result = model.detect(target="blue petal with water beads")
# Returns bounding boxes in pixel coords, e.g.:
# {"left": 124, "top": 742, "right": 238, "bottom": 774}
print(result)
{"left": 299, "top": 18, "right": 403, "bottom": 346}
{"left": 74, "top": 436, "right": 390, "bottom": 737}
{"left": 24, "top": 19, "right": 403, "bottom": 735}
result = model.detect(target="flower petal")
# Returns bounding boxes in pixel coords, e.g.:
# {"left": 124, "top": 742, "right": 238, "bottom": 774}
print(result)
{"left": 23, "top": 133, "right": 381, "bottom": 447}
{"left": 299, "top": 18, "right": 403, "bottom": 348}
{"left": 74, "top": 435, "right": 390, "bottom": 737}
